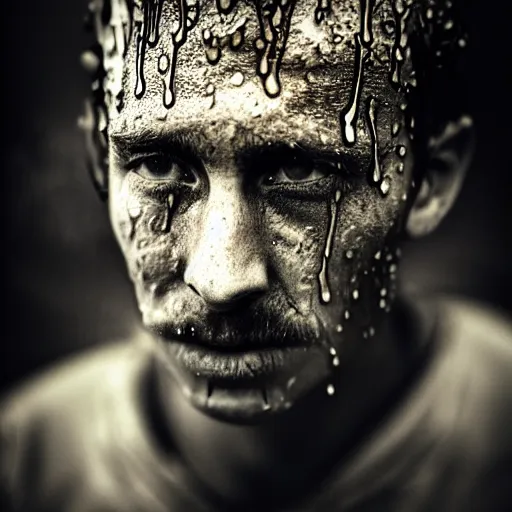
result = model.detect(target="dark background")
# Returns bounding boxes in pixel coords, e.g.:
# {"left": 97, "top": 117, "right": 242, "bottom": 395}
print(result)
{"left": 1, "top": 1, "right": 511, "bottom": 394}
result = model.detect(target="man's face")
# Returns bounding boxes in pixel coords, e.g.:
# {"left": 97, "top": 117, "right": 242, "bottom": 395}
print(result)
{"left": 106, "top": 0, "right": 419, "bottom": 421}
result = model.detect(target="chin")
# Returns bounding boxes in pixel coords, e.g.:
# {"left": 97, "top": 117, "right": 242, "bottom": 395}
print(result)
{"left": 156, "top": 339, "right": 333, "bottom": 424}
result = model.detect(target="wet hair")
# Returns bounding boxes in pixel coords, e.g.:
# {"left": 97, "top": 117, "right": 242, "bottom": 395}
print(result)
{"left": 82, "top": 0, "right": 468, "bottom": 198}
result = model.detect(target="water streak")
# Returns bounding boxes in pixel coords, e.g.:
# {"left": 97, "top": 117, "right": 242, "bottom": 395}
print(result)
{"left": 318, "top": 190, "right": 342, "bottom": 304}
{"left": 341, "top": 0, "right": 374, "bottom": 146}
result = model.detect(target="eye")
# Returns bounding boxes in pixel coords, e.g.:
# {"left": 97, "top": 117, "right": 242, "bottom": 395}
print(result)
{"left": 261, "top": 162, "right": 330, "bottom": 186}
{"left": 134, "top": 154, "right": 197, "bottom": 185}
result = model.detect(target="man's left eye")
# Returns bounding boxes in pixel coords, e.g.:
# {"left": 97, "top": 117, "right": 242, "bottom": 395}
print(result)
{"left": 261, "top": 165, "right": 329, "bottom": 185}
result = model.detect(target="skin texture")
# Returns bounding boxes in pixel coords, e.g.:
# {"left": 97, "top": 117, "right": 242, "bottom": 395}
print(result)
{"left": 104, "top": 0, "right": 418, "bottom": 422}
{"left": 81, "top": 0, "right": 474, "bottom": 506}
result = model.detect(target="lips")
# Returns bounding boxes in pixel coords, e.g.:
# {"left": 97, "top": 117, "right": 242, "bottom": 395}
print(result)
{"left": 167, "top": 340, "right": 313, "bottom": 382}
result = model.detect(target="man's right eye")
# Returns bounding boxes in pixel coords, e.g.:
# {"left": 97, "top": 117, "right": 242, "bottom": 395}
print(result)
{"left": 133, "top": 155, "right": 197, "bottom": 185}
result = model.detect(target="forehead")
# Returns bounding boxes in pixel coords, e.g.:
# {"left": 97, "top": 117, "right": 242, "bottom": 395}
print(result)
{"left": 105, "top": 0, "right": 416, "bottom": 138}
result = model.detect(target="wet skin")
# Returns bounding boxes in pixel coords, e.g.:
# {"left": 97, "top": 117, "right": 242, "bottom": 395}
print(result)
{"left": 106, "top": 0, "right": 417, "bottom": 422}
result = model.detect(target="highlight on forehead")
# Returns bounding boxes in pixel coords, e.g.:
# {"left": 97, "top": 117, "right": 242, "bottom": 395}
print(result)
{"left": 87, "top": 0, "right": 464, "bottom": 112}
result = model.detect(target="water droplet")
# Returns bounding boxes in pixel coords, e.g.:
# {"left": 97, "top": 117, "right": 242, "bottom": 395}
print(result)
{"left": 333, "top": 356, "right": 340, "bottom": 367}
{"left": 346, "top": 250, "right": 354, "bottom": 260}
{"left": 206, "top": 83, "right": 215, "bottom": 95}
{"left": 327, "top": 384, "right": 335, "bottom": 396}
{"left": 287, "top": 376, "right": 297, "bottom": 389}
{"left": 265, "top": 73, "right": 280, "bottom": 97}
{"left": 352, "top": 289, "right": 359, "bottom": 300}
{"left": 344, "top": 310, "right": 350, "bottom": 320}
{"left": 392, "top": 122, "right": 401, "bottom": 137}
{"left": 369, "top": 326, "right": 375, "bottom": 337}
{"left": 374, "top": 250, "right": 381, "bottom": 260}
{"left": 389, "top": 263, "right": 398, "bottom": 273}
{"left": 158, "top": 54, "right": 170, "bottom": 74}
{"left": 396, "top": 163, "right": 404, "bottom": 174}
{"left": 379, "top": 299, "right": 387, "bottom": 309}
{"left": 230, "top": 71, "right": 245, "bottom": 86}
{"left": 336, "top": 324, "right": 343, "bottom": 333}
{"left": 330, "top": 347, "right": 337, "bottom": 355}
{"left": 380, "top": 288, "right": 387, "bottom": 297}
{"left": 380, "top": 177, "right": 391, "bottom": 196}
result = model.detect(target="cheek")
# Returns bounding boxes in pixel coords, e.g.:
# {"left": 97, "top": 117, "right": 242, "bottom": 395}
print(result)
{"left": 261, "top": 199, "right": 326, "bottom": 315}
{"left": 110, "top": 172, "right": 184, "bottom": 295}
{"left": 261, "top": 174, "right": 407, "bottom": 333}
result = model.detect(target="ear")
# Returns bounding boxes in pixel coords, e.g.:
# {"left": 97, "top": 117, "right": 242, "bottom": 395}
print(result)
{"left": 78, "top": 50, "right": 109, "bottom": 201}
{"left": 406, "top": 116, "right": 475, "bottom": 238}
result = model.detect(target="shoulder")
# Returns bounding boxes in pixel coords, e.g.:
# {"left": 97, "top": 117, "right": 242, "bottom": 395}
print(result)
{"left": 1, "top": 340, "right": 151, "bottom": 426}
{"left": 424, "top": 296, "right": 512, "bottom": 506}
{"left": 0, "top": 341, "right": 153, "bottom": 511}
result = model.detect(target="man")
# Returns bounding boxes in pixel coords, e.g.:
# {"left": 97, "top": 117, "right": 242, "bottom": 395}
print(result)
{"left": 1, "top": 0, "right": 511, "bottom": 510}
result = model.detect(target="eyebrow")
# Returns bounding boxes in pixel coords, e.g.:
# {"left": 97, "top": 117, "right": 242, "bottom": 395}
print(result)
{"left": 109, "top": 124, "right": 370, "bottom": 178}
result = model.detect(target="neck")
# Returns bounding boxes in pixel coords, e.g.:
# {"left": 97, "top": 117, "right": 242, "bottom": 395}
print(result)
{"left": 149, "top": 298, "right": 432, "bottom": 509}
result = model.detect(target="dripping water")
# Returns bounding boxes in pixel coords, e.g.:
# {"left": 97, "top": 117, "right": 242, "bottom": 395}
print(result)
{"left": 340, "top": 0, "right": 374, "bottom": 146}
{"left": 135, "top": 0, "right": 165, "bottom": 99}
{"left": 318, "top": 190, "right": 342, "bottom": 304}
{"left": 255, "top": 0, "right": 297, "bottom": 98}
{"left": 367, "top": 96, "right": 382, "bottom": 184}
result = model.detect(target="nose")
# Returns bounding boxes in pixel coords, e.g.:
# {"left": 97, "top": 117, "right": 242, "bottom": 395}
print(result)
{"left": 184, "top": 175, "right": 269, "bottom": 312}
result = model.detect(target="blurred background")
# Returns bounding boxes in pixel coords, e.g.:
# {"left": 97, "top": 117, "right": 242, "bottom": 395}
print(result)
{"left": 1, "top": 1, "right": 511, "bottom": 394}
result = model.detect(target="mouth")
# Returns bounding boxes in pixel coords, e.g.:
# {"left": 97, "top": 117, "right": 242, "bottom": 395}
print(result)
{"left": 167, "top": 341, "right": 312, "bottom": 382}
{"left": 155, "top": 336, "right": 333, "bottom": 422}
